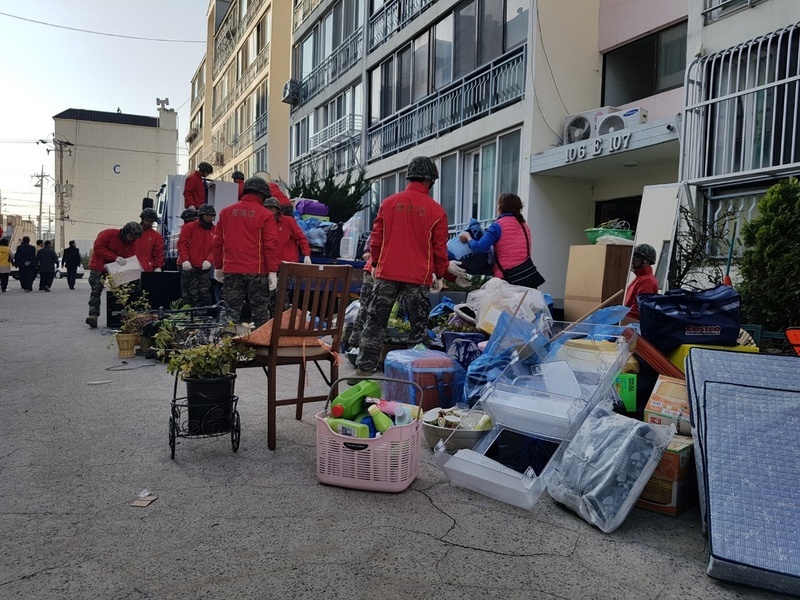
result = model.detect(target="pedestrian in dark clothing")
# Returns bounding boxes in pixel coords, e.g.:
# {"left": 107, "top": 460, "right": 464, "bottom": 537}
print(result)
{"left": 62, "top": 240, "right": 82, "bottom": 290}
{"left": 0, "top": 238, "right": 12, "bottom": 292}
{"left": 14, "top": 236, "right": 36, "bottom": 292}
{"left": 34, "top": 239, "right": 44, "bottom": 289}
{"left": 35, "top": 240, "right": 58, "bottom": 292}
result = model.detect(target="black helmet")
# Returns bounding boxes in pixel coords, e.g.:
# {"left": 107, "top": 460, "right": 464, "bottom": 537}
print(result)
{"left": 242, "top": 176, "right": 272, "bottom": 199}
{"left": 633, "top": 243, "right": 657, "bottom": 265}
{"left": 198, "top": 203, "right": 216, "bottom": 217}
{"left": 139, "top": 207, "right": 159, "bottom": 224}
{"left": 232, "top": 171, "right": 245, "bottom": 181}
{"left": 121, "top": 221, "right": 143, "bottom": 240}
{"left": 262, "top": 197, "right": 280, "bottom": 209}
{"left": 406, "top": 156, "right": 439, "bottom": 181}
{"left": 180, "top": 207, "right": 198, "bottom": 222}
{"left": 198, "top": 162, "right": 213, "bottom": 175}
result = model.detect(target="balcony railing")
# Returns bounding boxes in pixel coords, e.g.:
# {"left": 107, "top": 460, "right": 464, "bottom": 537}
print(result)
{"left": 255, "top": 112, "right": 268, "bottom": 141}
{"left": 290, "top": 136, "right": 362, "bottom": 180}
{"left": 190, "top": 84, "right": 205, "bottom": 112}
{"left": 213, "top": 0, "right": 265, "bottom": 78}
{"left": 310, "top": 114, "right": 363, "bottom": 151}
{"left": 702, "top": 0, "right": 767, "bottom": 24}
{"left": 299, "top": 28, "right": 363, "bottom": 107}
{"left": 293, "top": 0, "right": 323, "bottom": 31}
{"left": 213, "top": 45, "right": 270, "bottom": 125}
{"left": 212, "top": 92, "right": 234, "bottom": 125}
{"left": 367, "top": 45, "right": 526, "bottom": 162}
{"left": 369, "top": 0, "right": 436, "bottom": 51}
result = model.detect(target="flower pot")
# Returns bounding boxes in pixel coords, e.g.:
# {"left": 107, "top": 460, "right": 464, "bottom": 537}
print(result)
{"left": 116, "top": 333, "right": 138, "bottom": 358}
{"left": 139, "top": 335, "right": 153, "bottom": 351}
{"left": 185, "top": 373, "right": 236, "bottom": 435}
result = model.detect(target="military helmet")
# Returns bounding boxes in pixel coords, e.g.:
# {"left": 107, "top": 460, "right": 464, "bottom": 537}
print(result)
{"left": 180, "top": 207, "right": 198, "bottom": 222}
{"left": 121, "top": 221, "right": 143, "bottom": 240}
{"left": 198, "top": 162, "right": 213, "bottom": 175}
{"left": 198, "top": 203, "right": 217, "bottom": 217}
{"left": 406, "top": 156, "right": 439, "bottom": 181}
{"left": 232, "top": 171, "right": 245, "bottom": 181}
{"left": 633, "top": 243, "right": 657, "bottom": 265}
{"left": 242, "top": 176, "right": 272, "bottom": 198}
{"left": 262, "top": 197, "right": 281, "bottom": 209}
{"left": 139, "top": 207, "right": 159, "bottom": 224}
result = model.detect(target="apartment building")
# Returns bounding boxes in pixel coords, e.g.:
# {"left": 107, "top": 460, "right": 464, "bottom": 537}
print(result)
{"left": 187, "top": 0, "right": 292, "bottom": 187}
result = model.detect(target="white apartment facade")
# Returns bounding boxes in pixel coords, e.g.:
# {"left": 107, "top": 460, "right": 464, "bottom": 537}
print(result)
{"left": 53, "top": 106, "right": 178, "bottom": 254}
{"left": 187, "top": 0, "right": 292, "bottom": 187}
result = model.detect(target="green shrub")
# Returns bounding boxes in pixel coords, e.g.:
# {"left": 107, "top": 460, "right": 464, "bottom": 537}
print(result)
{"left": 287, "top": 165, "right": 371, "bottom": 223}
{"left": 739, "top": 178, "right": 800, "bottom": 331}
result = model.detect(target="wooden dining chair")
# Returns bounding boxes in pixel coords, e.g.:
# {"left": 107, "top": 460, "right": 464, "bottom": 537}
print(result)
{"left": 233, "top": 262, "right": 352, "bottom": 450}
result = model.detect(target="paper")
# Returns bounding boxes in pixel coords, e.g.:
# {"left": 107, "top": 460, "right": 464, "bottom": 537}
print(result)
{"left": 130, "top": 495, "right": 157, "bottom": 507}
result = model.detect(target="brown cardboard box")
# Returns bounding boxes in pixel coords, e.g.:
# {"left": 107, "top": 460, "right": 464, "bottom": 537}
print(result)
{"left": 636, "top": 474, "right": 697, "bottom": 517}
{"left": 651, "top": 434, "right": 693, "bottom": 481}
{"left": 643, "top": 375, "right": 691, "bottom": 436}
{"left": 564, "top": 245, "right": 632, "bottom": 321}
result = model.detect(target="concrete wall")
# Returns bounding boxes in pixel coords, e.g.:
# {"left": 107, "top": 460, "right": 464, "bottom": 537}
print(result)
{"left": 599, "top": 0, "right": 688, "bottom": 51}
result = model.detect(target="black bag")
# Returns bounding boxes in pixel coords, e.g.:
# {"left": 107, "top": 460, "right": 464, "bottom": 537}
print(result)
{"left": 495, "top": 224, "right": 545, "bottom": 289}
{"left": 324, "top": 223, "right": 343, "bottom": 259}
{"left": 638, "top": 284, "right": 741, "bottom": 353}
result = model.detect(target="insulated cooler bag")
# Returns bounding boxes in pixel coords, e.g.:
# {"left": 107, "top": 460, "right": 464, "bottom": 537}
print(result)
{"left": 383, "top": 348, "right": 466, "bottom": 411}
{"left": 638, "top": 285, "right": 741, "bottom": 354}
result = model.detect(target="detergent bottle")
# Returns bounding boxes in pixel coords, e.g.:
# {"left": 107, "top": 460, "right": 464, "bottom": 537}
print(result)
{"left": 367, "top": 405, "right": 394, "bottom": 433}
{"left": 394, "top": 404, "right": 412, "bottom": 426}
{"left": 325, "top": 417, "right": 370, "bottom": 438}
{"left": 330, "top": 379, "right": 382, "bottom": 419}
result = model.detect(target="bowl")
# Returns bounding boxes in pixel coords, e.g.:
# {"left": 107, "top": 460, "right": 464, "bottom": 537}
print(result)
{"left": 585, "top": 228, "right": 634, "bottom": 245}
{"left": 422, "top": 421, "right": 488, "bottom": 451}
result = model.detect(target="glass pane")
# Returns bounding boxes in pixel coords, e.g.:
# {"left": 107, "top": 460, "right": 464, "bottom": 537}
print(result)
{"left": 381, "top": 174, "right": 396, "bottom": 199}
{"left": 479, "top": 0, "right": 503, "bottom": 65}
{"left": 657, "top": 22, "right": 687, "bottom": 91}
{"left": 498, "top": 130, "right": 521, "bottom": 194}
{"left": 603, "top": 36, "right": 656, "bottom": 106}
{"left": 440, "top": 154, "right": 458, "bottom": 223}
{"left": 505, "top": 0, "right": 529, "bottom": 51}
{"left": 413, "top": 34, "right": 429, "bottom": 102}
{"left": 381, "top": 58, "right": 395, "bottom": 118}
{"left": 398, "top": 46, "right": 412, "bottom": 109}
{"left": 434, "top": 15, "right": 453, "bottom": 89}
{"left": 370, "top": 67, "right": 381, "bottom": 125}
{"left": 480, "top": 142, "right": 496, "bottom": 221}
{"left": 454, "top": 1, "right": 476, "bottom": 79}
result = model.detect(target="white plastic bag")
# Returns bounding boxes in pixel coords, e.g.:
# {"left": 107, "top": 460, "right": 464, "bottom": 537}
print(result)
{"left": 465, "top": 278, "right": 551, "bottom": 334}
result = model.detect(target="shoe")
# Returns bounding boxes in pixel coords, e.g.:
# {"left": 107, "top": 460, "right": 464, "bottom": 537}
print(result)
{"left": 25, "top": 289, "right": 31, "bottom": 293}
{"left": 69, "top": 287, "right": 75, "bottom": 290}
{"left": 44, "top": 287, "right": 50, "bottom": 292}
{"left": 85, "top": 316, "right": 98, "bottom": 328}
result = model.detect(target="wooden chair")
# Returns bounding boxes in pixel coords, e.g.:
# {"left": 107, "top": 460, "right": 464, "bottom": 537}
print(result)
{"left": 233, "top": 262, "right": 352, "bottom": 450}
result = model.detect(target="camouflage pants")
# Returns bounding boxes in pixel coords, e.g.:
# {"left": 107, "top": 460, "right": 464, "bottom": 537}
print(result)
{"left": 181, "top": 269, "right": 211, "bottom": 308}
{"left": 88, "top": 270, "right": 105, "bottom": 317}
{"left": 356, "top": 278, "right": 431, "bottom": 373}
{"left": 222, "top": 273, "right": 271, "bottom": 326}
{"left": 348, "top": 271, "right": 374, "bottom": 350}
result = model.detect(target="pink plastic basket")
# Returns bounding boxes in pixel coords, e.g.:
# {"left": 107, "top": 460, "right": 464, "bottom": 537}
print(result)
{"left": 315, "top": 377, "right": 423, "bottom": 492}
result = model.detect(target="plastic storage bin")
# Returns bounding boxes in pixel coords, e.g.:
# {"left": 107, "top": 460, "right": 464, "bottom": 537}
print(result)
{"left": 383, "top": 348, "right": 466, "bottom": 411}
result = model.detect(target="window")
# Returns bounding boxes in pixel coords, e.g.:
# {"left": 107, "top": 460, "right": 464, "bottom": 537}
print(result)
{"left": 498, "top": 130, "right": 520, "bottom": 196}
{"left": 369, "top": 47, "right": 413, "bottom": 123}
{"left": 412, "top": 34, "right": 429, "bottom": 102}
{"left": 704, "top": 0, "right": 769, "bottom": 24}
{"left": 434, "top": 15, "right": 453, "bottom": 89}
{"left": 602, "top": 22, "right": 687, "bottom": 106}
{"left": 439, "top": 154, "right": 458, "bottom": 223}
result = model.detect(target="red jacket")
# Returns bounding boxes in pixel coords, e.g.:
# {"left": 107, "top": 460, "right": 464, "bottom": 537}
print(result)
{"left": 277, "top": 215, "right": 311, "bottom": 263}
{"left": 212, "top": 194, "right": 280, "bottom": 274}
{"left": 624, "top": 265, "right": 659, "bottom": 320}
{"left": 134, "top": 227, "right": 164, "bottom": 272}
{"left": 88, "top": 228, "right": 138, "bottom": 272}
{"left": 371, "top": 181, "right": 449, "bottom": 285}
{"left": 269, "top": 182, "right": 292, "bottom": 206}
{"left": 183, "top": 171, "right": 207, "bottom": 209}
{"left": 177, "top": 220, "right": 215, "bottom": 267}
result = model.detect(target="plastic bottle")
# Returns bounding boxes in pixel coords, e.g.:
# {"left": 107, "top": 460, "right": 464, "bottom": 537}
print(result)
{"left": 369, "top": 398, "right": 422, "bottom": 419}
{"left": 339, "top": 214, "right": 362, "bottom": 260}
{"left": 330, "top": 379, "right": 382, "bottom": 419}
{"left": 367, "top": 405, "right": 394, "bottom": 433}
{"left": 325, "top": 417, "right": 370, "bottom": 438}
{"left": 356, "top": 413, "right": 377, "bottom": 438}
{"left": 394, "top": 404, "right": 412, "bottom": 426}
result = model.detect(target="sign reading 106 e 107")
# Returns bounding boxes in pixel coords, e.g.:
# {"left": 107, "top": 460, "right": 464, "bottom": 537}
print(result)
{"left": 564, "top": 132, "right": 631, "bottom": 163}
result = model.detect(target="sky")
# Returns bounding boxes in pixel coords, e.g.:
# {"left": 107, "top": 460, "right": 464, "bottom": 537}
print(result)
{"left": 0, "top": 1, "right": 207, "bottom": 220}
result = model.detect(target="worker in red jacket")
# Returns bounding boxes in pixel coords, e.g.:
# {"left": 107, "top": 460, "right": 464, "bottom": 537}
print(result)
{"left": 178, "top": 204, "right": 216, "bottom": 307}
{"left": 134, "top": 208, "right": 164, "bottom": 273}
{"left": 624, "top": 243, "right": 660, "bottom": 321}
{"left": 232, "top": 171, "right": 245, "bottom": 200}
{"left": 356, "top": 156, "right": 456, "bottom": 376}
{"left": 85, "top": 222, "right": 143, "bottom": 328}
{"left": 183, "top": 162, "right": 213, "bottom": 209}
{"left": 262, "top": 197, "right": 311, "bottom": 315}
{"left": 212, "top": 177, "right": 280, "bottom": 326}
{"left": 268, "top": 181, "right": 292, "bottom": 206}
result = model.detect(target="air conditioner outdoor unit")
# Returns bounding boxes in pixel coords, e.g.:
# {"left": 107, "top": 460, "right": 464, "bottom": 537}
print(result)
{"left": 281, "top": 79, "right": 301, "bottom": 105}
{"left": 563, "top": 106, "right": 618, "bottom": 144}
{"left": 596, "top": 108, "right": 648, "bottom": 136}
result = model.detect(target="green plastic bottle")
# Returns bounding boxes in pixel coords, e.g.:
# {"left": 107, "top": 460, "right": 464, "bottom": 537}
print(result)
{"left": 330, "top": 380, "right": 382, "bottom": 420}
{"left": 325, "top": 417, "right": 371, "bottom": 438}
{"left": 367, "top": 405, "right": 394, "bottom": 433}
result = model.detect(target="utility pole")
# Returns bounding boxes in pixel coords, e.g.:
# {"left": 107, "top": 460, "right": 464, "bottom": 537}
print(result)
{"left": 53, "top": 139, "right": 74, "bottom": 251}
{"left": 32, "top": 166, "right": 50, "bottom": 240}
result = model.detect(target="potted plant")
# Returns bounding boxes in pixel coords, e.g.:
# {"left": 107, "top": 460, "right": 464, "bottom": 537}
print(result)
{"left": 104, "top": 274, "right": 153, "bottom": 358}
{"left": 166, "top": 338, "right": 254, "bottom": 434}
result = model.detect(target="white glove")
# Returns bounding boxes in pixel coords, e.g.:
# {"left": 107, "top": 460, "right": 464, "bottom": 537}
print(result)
{"left": 458, "top": 232, "right": 472, "bottom": 243}
{"left": 201, "top": 260, "right": 212, "bottom": 270}
{"left": 215, "top": 270, "right": 224, "bottom": 283}
{"left": 115, "top": 257, "right": 127, "bottom": 266}
{"left": 447, "top": 260, "right": 467, "bottom": 278}
{"left": 182, "top": 260, "right": 192, "bottom": 271}
{"left": 429, "top": 275, "right": 444, "bottom": 294}
{"left": 455, "top": 275, "right": 472, "bottom": 288}
{"left": 268, "top": 272, "right": 278, "bottom": 291}
{"left": 303, "top": 256, "right": 312, "bottom": 265}
{"left": 154, "top": 268, "right": 162, "bottom": 272}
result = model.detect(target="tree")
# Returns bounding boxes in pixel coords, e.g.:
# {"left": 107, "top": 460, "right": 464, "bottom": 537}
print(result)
{"left": 287, "top": 165, "right": 371, "bottom": 223}
{"left": 738, "top": 178, "right": 800, "bottom": 331}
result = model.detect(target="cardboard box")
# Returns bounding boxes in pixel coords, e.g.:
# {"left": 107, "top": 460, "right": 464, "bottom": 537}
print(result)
{"left": 563, "top": 245, "right": 632, "bottom": 321}
{"left": 651, "top": 434, "right": 693, "bottom": 481}
{"left": 636, "top": 474, "right": 697, "bottom": 517}
{"left": 643, "top": 375, "right": 691, "bottom": 435}
{"left": 666, "top": 343, "right": 760, "bottom": 373}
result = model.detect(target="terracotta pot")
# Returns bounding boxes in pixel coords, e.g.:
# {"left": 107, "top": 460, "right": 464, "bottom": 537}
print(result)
{"left": 116, "top": 333, "right": 138, "bottom": 358}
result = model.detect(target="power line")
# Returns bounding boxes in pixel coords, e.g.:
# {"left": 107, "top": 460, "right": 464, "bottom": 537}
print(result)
{"left": 0, "top": 11, "right": 204, "bottom": 44}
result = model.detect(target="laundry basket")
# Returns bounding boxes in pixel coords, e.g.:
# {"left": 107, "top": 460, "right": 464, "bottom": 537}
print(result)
{"left": 315, "top": 377, "right": 423, "bottom": 492}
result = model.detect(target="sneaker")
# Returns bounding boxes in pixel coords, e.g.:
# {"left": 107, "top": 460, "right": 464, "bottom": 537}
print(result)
{"left": 44, "top": 287, "right": 51, "bottom": 292}
{"left": 85, "top": 316, "right": 98, "bottom": 328}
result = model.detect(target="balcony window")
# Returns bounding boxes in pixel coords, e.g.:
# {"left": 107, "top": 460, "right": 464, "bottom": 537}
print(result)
{"left": 703, "top": 0, "right": 768, "bottom": 24}
{"left": 602, "top": 22, "right": 687, "bottom": 107}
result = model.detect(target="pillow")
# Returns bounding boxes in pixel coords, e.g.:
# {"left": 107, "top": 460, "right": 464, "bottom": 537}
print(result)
{"left": 235, "top": 309, "right": 327, "bottom": 349}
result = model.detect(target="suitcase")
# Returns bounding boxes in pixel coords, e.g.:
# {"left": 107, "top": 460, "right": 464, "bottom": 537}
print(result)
{"left": 382, "top": 348, "right": 466, "bottom": 411}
